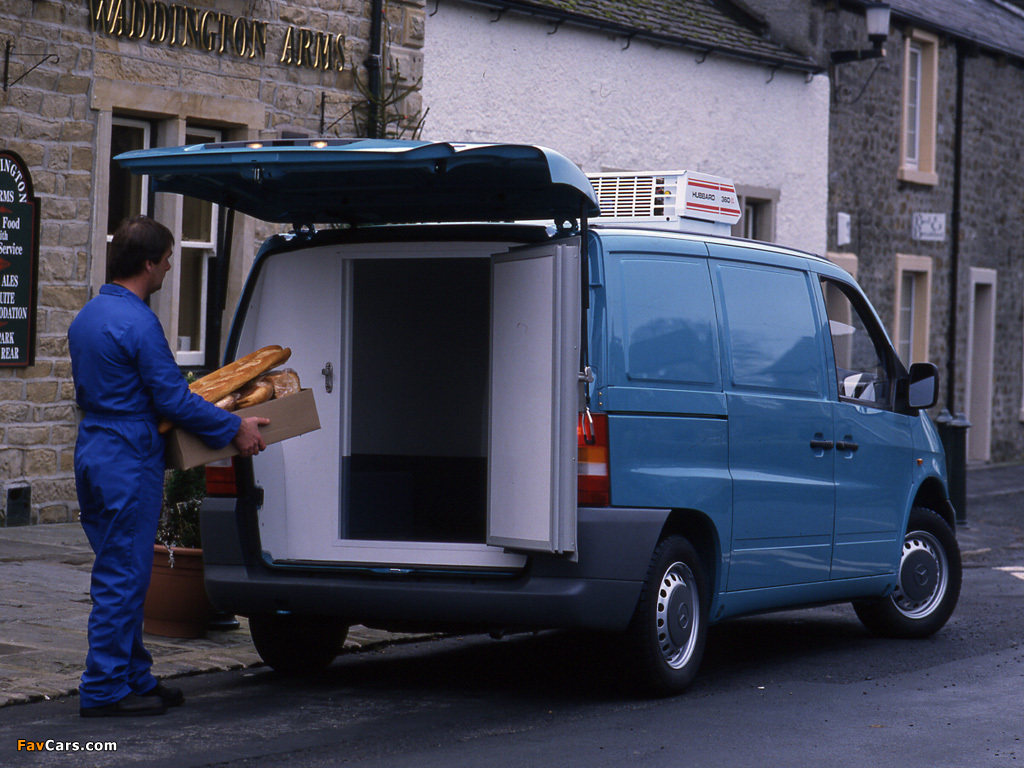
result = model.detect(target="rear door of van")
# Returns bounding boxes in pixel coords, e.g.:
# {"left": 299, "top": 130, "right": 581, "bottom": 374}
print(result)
{"left": 116, "top": 140, "right": 598, "bottom": 568}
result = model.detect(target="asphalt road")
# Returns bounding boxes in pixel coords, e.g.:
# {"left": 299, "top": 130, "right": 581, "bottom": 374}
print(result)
{"left": 3, "top": 471, "right": 1023, "bottom": 768}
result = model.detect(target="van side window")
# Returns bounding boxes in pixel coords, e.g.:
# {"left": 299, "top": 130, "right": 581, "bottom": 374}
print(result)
{"left": 621, "top": 258, "right": 720, "bottom": 386}
{"left": 820, "top": 278, "right": 893, "bottom": 409}
{"left": 717, "top": 263, "right": 825, "bottom": 395}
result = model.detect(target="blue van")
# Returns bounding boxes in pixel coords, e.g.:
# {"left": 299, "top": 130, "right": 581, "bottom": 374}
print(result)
{"left": 120, "top": 140, "right": 961, "bottom": 694}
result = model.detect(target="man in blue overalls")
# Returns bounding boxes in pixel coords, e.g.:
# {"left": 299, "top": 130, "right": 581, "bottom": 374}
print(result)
{"left": 69, "top": 216, "right": 268, "bottom": 717}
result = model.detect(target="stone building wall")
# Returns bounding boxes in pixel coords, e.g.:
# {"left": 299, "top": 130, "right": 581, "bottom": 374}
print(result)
{"left": 958, "top": 54, "right": 1024, "bottom": 461}
{"left": 824, "top": 3, "right": 1024, "bottom": 464}
{"left": 0, "top": 0, "right": 425, "bottom": 526}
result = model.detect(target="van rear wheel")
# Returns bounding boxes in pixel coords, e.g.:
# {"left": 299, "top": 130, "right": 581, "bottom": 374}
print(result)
{"left": 248, "top": 614, "right": 348, "bottom": 675}
{"left": 625, "top": 535, "right": 708, "bottom": 696}
{"left": 853, "top": 507, "right": 962, "bottom": 638}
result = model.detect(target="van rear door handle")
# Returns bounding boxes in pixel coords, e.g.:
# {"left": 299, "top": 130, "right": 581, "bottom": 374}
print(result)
{"left": 809, "top": 439, "right": 834, "bottom": 450}
{"left": 836, "top": 440, "right": 859, "bottom": 452}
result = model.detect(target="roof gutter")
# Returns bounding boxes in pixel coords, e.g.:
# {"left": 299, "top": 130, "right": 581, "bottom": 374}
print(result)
{"left": 450, "top": 0, "right": 824, "bottom": 74}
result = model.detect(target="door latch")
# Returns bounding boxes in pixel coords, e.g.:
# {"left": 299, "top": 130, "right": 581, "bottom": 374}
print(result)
{"left": 321, "top": 362, "right": 334, "bottom": 393}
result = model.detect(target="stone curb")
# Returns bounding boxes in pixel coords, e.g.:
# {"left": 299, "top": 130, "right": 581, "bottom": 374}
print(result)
{"left": 0, "top": 623, "right": 441, "bottom": 708}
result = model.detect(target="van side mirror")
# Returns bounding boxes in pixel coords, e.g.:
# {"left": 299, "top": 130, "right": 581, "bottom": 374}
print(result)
{"left": 907, "top": 362, "right": 939, "bottom": 409}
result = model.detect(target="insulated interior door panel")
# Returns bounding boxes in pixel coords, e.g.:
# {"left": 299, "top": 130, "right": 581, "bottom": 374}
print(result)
{"left": 487, "top": 242, "right": 580, "bottom": 554}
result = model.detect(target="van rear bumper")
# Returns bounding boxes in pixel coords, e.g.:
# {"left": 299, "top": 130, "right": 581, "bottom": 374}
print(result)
{"left": 204, "top": 562, "right": 642, "bottom": 632}
{"left": 201, "top": 502, "right": 670, "bottom": 632}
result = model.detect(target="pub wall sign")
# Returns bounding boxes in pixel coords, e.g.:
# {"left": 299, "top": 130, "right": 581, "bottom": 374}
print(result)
{"left": 88, "top": 0, "right": 347, "bottom": 72}
{"left": 0, "top": 150, "right": 39, "bottom": 367}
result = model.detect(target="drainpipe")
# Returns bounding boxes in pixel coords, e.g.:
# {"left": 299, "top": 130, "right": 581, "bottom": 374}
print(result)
{"left": 205, "top": 207, "right": 235, "bottom": 370}
{"left": 946, "top": 41, "right": 965, "bottom": 412}
{"left": 365, "top": 0, "right": 385, "bottom": 138}
{"left": 937, "top": 41, "right": 969, "bottom": 524}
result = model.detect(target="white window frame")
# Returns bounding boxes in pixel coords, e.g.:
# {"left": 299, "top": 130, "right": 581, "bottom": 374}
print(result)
{"left": 175, "top": 125, "right": 222, "bottom": 367}
{"left": 107, "top": 117, "right": 152, "bottom": 242}
{"left": 893, "top": 254, "right": 933, "bottom": 365}
{"left": 905, "top": 44, "right": 921, "bottom": 169}
{"left": 899, "top": 30, "right": 939, "bottom": 186}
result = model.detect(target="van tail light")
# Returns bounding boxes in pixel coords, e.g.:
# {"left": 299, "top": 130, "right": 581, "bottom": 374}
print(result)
{"left": 205, "top": 458, "right": 239, "bottom": 497}
{"left": 578, "top": 411, "right": 610, "bottom": 507}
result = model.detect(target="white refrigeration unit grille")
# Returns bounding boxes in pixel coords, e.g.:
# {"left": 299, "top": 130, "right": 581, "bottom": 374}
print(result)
{"left": 588, "top": 171, "right": 742, "bottom": 235}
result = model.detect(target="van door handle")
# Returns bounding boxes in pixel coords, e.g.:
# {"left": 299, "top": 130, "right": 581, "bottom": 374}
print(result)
{"left": 321, "top": 362, "right": 334, "bottom": 393}
{"left": 836, "top": 440, "right": 859, "bottom": 452}
{"left": 809, "top": 439, "right": 835, "bottom": 450}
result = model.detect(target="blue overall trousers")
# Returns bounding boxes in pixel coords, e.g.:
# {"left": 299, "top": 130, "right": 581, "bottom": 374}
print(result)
{"left": 69, "top": 284, "right": 241, "bottom": 708}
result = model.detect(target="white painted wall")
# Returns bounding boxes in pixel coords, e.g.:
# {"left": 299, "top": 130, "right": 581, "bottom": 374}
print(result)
{"left": 420, "top": 1, "right": 829, "bottom": 255}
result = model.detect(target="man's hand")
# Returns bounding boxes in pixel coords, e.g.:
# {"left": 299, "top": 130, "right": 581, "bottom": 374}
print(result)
{"left": 233, "top": 416, "right": 269, "bottom": 457}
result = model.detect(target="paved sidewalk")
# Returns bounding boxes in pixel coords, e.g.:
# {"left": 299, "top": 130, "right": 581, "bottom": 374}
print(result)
{"left": 0, "top": 463, "right": 1021, "bottom": 708}
{"left": 0, "top": 523, "right": 431, "bottom": 708}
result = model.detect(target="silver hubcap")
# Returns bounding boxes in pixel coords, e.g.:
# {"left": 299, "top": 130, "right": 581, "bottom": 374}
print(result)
{"left": 656, "top": 562, "right": 700, "bottom": 669}
{"left": 892, "top": 530, "right": 948, "bottom": 619}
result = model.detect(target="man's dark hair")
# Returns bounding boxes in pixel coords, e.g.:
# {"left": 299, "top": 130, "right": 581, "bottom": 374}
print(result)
{"left": 107, "top": 216, "right": 174, "bottom": 281}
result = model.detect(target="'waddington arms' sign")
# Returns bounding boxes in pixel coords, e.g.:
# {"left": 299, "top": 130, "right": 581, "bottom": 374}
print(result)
{"left": 0, "top": 151, "right": 39, "bottom": 368}
{"left": 88, "top": 0, "right": 347, "bottom": 71}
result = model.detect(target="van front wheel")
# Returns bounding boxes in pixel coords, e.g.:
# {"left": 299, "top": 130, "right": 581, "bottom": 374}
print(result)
{"left": 853, "top": 507, "right": 962, "bottom": 638}
{"left": 625, "top": 535, "right": 708, "bottom": 696}
{"left": 249, "top": 614, "right": 348, "bottom": 675}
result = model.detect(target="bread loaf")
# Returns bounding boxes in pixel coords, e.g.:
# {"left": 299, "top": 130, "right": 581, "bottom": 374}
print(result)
{"left": 190, "top": 345, "right": 291, "bottom": 403}
{"left": 214, "top": 392, "right": 240, "bottom": 411}
{"left": 158, "top": 345, "right": 292, "bottom": 434}
{"left": 235, "top": 378, "right": 275, "bottom": 409}
{"left": 265, "top": 368, "right": 301, "bottom": 399}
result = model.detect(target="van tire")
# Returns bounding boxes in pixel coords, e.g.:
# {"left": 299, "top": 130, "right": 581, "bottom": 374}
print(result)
{"left": 249, "top": 614, "right": 348, "bottom": 675}
{"left": 625, "top": 535, "right": 708, "bottom": 696}
{"left": 853, "top": 507, "right": 962, "bottom": 638}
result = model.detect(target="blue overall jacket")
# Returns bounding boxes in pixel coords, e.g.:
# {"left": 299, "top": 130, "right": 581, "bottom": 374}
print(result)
{"left": 69, "top": 283, "right": 241, "bottom": 707}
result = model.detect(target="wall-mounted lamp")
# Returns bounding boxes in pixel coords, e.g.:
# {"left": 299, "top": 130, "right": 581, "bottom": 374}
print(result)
{"left": 830, "top": 2, "right": 891, "bottom": 64}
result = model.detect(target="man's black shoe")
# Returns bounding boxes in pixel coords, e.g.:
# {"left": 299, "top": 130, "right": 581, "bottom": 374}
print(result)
{"left": 80, "top": 692, "right": 167, "bottom": 718}
{"left": 140, "top": 682, "right": 185, "bottom": 707}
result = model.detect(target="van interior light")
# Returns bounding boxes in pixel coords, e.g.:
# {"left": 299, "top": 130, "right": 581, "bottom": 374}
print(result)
{"left": 247, "top": 142, "right": 264, "bottom": 149}
{"left": 312, "top": 140, "right": 329, "bottom": 149}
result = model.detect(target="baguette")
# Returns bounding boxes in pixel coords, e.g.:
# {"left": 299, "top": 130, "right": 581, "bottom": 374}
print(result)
{"left": 158, "top": 345, "right": 292, "bottom": 434}
{"left": 190, "top": 345, "right": 291, "bottom": 403}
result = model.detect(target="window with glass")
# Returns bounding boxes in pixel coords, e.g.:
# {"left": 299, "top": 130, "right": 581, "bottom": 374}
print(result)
{"left": 898, "top": 272, "right": 915, "bottom": 362}
{"left": 177, "top": 127, "right": 220, "bottom": 366}
{"left": 108, "top": 119, "right": 150, "bottom": 238}
{"left": 820, "top": 278, "right": 894, "bottom": 410}
{"left": 893, "top": 254, "right": 932, "bottom": 365}
{"left": 730, "top": 186, "right": 778, "bottom": 242}
{"left": 718, "top": 264, "right": 824, "bottom": 395}
{"left": 620, "top": 257, "right": 720, "bottom": 386}
{"left": 905, "top": 44, "right": 921, "bottom": 169}
{"left": 900, "top": 30, "right": 938, "bottom": 185}
{"left": 105, "top": 118, "right": 221, "bottom": 365}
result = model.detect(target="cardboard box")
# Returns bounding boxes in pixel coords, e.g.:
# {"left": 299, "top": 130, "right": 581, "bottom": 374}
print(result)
{"left": 165, "top": 388, "right": 320, "bottom": 470}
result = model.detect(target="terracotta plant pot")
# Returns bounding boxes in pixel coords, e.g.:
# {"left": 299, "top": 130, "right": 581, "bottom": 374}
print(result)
{"left": 143, "top": 545, "right": 215, "bottom": 639}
